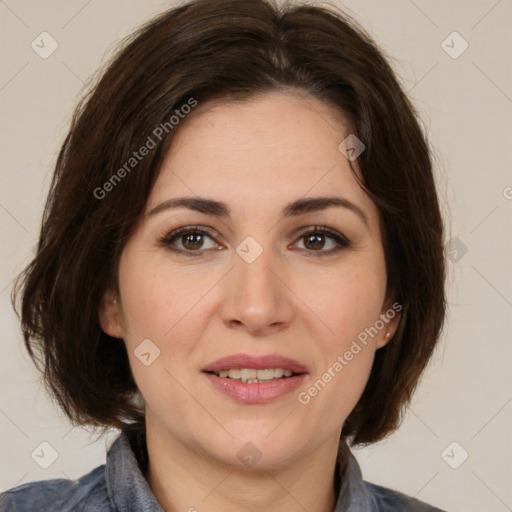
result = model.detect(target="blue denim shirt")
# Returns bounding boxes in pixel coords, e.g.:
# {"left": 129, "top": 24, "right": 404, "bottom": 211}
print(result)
{"left": 0, "top": 432, "right": 446, "bottom": 511}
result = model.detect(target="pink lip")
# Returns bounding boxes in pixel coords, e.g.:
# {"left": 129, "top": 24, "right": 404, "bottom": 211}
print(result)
{"left": 202, "top": 353, "right": 308, "bottom": 374}
{"left": 203, "top": 372, "right": 307, "bottom": 404}
{"left": 202, "top": 353, "right": 308, "bottom": 404}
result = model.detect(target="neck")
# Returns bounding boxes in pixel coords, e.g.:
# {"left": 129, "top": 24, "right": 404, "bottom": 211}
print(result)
{"left": 144, "top": 418, "right": 343, "bottom": 512}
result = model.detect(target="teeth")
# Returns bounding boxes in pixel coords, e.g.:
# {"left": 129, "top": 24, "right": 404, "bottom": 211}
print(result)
{"left": 214, "top": 368, "right": 296, "bottom": 382}
{"left": 240, "top": 368, "right": 257, "bottom": 380}
{"left": 229, "top": 369, "right": 240, "bottom": 379}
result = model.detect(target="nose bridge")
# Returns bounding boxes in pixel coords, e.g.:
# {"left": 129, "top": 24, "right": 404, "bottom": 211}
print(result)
{"left": 237, "top": 237, "right": 275, "bottom": 291}
{"left": 222, "top": 232, "right": 293, "bottom": 333}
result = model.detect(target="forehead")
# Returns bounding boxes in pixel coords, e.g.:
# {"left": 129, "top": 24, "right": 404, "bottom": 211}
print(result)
{"left": 149, "top": 91, "right": 378, "bottom": 224}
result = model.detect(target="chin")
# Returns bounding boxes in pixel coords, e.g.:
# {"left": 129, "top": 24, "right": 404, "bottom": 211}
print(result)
{"left": 207, "top": 431, "right": 306, "bottom": 471}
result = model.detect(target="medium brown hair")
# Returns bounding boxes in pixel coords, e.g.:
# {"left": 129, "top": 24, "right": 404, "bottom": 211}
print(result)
{"left": 12, "top": 0, "right": 446, "bottom": 451}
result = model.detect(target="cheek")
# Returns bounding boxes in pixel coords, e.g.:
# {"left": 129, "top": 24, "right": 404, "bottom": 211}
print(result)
{"left": 117, "top": 250, "right": 200, "bottom": 341}
{"left": 116, "top": 249, "right": 213, "bottom": 403}
{"left": 299, "top": 261, "right": 386, "bottom": 344}
{"left": 294, "top": 264, "right": 385, "bottom": 411}
{"left": 116, "top": 253, "right": 199, "bottom": 416}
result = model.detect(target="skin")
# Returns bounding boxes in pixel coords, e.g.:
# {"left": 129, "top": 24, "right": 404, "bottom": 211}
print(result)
{"left": 99, "top": 90, "right": 400, "bottom": 512}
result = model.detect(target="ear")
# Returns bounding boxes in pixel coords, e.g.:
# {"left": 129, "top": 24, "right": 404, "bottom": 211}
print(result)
{"left": 376, "top": 298, "right": 403, "bottom": 349}
{"left": 98, "top": 289, "right": 124, "bottom": 338}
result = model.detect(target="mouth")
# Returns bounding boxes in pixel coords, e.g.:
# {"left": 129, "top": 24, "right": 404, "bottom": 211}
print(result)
{"left": 202, "top": 353, "right": 308, "bottom": 378}
{"left": 204, "top": 367, "right": 301, "bottom": 384}
{"left": 202, "top": 353, "right": 308, "bottom": 403}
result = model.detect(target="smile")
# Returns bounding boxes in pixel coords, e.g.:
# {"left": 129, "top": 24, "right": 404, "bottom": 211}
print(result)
{"left": 210, "top": 368, "right": 297, "bottom": 383}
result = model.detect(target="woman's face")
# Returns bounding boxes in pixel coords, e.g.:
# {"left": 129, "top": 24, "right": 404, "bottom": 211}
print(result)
{"left": 100, "top": 90, "right": 400, "bottom": 469}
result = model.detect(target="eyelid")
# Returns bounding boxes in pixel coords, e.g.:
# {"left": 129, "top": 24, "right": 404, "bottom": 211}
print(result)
{"left": 294, "top": 225, "right": 350, "bottom": 246}
{"left": 158, "top": 225, "right": 221, "bottom": 251}
{"left": 158, "top": 224, "right": 351, "bottom": 256}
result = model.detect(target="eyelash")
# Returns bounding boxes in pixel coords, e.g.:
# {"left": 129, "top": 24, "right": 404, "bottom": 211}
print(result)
{"left": 158, "top": 225, "right": 351, "bottom": 258}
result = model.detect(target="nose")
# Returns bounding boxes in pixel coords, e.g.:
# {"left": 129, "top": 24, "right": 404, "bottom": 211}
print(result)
{"left": 220, "top": 239, "right": 294, "bottom": 336}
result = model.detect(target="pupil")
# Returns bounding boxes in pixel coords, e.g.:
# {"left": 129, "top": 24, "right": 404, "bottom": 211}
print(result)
{"left": 184, "top": 233, "right": 202, "bottom": 249}
{"left": 306, "top": 234, "right": 323, "bottom": 250}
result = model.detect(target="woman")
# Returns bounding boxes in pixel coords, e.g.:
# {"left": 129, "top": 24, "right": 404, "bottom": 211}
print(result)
{"left": 2, "top": 0, "right": 447, "bottom": 510}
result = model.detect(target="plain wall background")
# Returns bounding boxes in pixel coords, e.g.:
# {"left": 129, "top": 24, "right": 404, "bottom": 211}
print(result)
{"left": 1, "top": 1, "right": 511, "bottom": 511}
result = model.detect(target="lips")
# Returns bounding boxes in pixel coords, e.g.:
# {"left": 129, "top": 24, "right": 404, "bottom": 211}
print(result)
{"left": 202, "top": 353, "right": 308, "bottom": 374}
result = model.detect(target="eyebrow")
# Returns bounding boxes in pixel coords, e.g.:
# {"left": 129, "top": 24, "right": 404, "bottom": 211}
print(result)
{"left": 147, "top": 195, "right": 369, "bottom": 229}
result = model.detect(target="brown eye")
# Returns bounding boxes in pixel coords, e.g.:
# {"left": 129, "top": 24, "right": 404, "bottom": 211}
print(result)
{"left": 181, "top": 232, "right": 205, "bottom": 250}
{"left": 160, "top": 226, "right": 220, "bottom": 255}
{"left": 294, "top": 227, "right": 351, "bottom": 256}
{"left": 303, "top": 233, "right": 327, "bottom": 251}
{"left": 159, "top": 225, "right": 350, "bottom": 258}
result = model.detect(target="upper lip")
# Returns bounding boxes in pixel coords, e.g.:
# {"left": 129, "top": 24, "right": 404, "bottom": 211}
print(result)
{"left": 202, "top": 353, "right": 308, "bottom": 374}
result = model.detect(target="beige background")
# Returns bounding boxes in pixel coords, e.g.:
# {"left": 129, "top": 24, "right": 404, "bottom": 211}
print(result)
{"left": 1, "top": 1, "right": 511, "bottom": 511}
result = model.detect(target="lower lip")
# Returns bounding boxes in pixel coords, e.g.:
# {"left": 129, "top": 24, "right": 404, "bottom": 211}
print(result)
{"left": 203, "top": 372, "right": 307, "bottom": 404}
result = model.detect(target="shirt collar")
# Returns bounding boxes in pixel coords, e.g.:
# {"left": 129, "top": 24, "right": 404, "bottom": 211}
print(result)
{"left": 333, "top": 439, "right": 374, "bottom": 511}
{"left": 105, "top": 431, "right": 373, "bottom": 512}
{"left": 105, "top": 432, "right": 164, "bottom": 511}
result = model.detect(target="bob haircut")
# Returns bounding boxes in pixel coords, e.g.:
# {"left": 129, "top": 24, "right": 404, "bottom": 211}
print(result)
{"left": 12, "top": 0, "right": 446, "bottom": 454}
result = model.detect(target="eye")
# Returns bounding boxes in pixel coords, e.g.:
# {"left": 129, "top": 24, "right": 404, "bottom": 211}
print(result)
{"left": 292, "top": 226, "right": 351, "bottom": 257}
{"left": 159, "top": 226, "right": 220, "bottom": 256}
{"left": 158, "top": 225, "right": 351, "bottom": 257}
